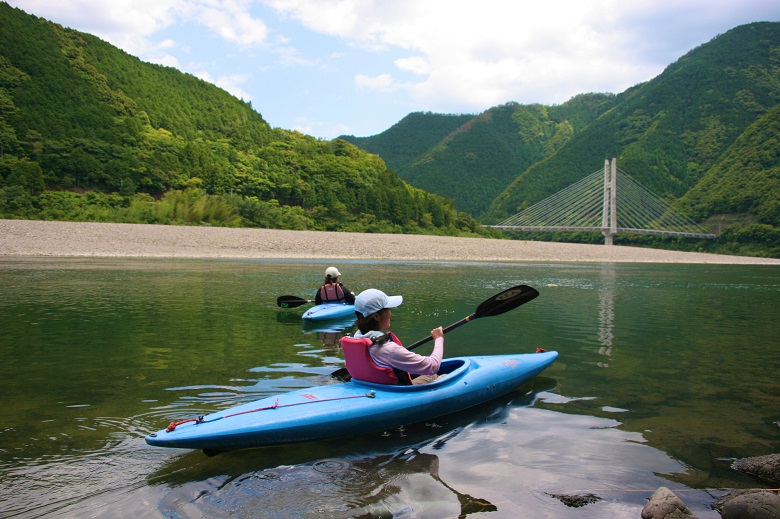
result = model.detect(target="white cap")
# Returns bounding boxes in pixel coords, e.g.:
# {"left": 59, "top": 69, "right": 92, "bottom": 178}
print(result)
{"left": 325, "top": 266, "right": 341, "bottom": 277}
{"left": 354, "top": 288, "right": 403, "bottom": 318}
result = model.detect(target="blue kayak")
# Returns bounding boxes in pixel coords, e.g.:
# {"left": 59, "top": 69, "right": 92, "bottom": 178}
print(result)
{"left": 145, "top": 351, "right": 558, "bottom": 452}
{"left": 302, "top": 303, "right": 355, "bottom": 321}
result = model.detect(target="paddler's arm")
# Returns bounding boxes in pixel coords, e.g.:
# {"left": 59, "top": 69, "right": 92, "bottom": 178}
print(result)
{"left": 371, "top": 329, "right": 444, "bottom": 375}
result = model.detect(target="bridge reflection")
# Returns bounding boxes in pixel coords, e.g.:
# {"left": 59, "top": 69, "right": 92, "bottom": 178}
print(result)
{"left": 597, "top": 268, "right": 615, "bottom": 368}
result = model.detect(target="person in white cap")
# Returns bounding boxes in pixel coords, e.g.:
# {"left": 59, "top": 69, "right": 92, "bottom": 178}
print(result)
{"left": 347, "top": 288, "right": 444, "bottom": 385}
{"left": 315, "top": 266, "right": 356, "bottom": 305}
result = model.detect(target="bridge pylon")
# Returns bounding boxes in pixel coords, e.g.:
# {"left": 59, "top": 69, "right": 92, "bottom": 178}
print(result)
{"left": 602, "top": 158, "right": 617, "bottom": 245}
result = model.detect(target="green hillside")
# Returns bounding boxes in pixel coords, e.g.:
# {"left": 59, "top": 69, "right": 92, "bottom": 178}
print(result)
{"left": 485, "top": 22, "right": 780, "bottom": 222}
{"left": 342, "top": 94, "right": 618, "bottom": 216}
{"left": 679, "top": 103, "right": 780, "bottom": 224}
{"left": 341, "top": 111, "right": 474, "bottom": 173}
{"left": 675, "top": 104, "right": 780, "bottom": 256}
{"left": 339, "top": 23, "right": 780, "bottom": 256}
{"left": 0, "top": 2, "right": 493, "bottom": 237}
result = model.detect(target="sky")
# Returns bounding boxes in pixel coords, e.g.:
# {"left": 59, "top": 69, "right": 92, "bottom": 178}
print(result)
{"left": 7, "top": 1, "right": 780, "bottom": 140}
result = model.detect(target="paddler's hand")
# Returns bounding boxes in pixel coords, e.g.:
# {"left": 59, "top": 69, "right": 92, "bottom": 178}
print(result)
{"left": 431, "top": 326, "right": 444, "bottom": 340}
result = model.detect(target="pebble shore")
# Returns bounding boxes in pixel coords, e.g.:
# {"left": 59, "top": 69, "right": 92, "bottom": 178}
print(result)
{"left": 2, "top": 219, "right": 779, "bottom": 264}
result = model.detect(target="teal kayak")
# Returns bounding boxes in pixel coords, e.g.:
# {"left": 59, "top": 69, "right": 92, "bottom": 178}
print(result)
{"left": 145, "top": 351, "right": 558, "bottom": 452}
{"left": 302, "top": 303, "right": 355, "bottom": 321}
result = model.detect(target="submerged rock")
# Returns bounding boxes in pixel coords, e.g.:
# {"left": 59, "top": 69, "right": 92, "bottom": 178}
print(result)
{"left": 731, "top": 453, "right": 780, "bottom": 485}
{"left": 641, "top": 487, "right": 698, "bottom": 519}
{"left": 546, "top": 492, "right": 601, "bottom": 508}
{"left": 714, "top": 490, "right": 780, "bottom": 519}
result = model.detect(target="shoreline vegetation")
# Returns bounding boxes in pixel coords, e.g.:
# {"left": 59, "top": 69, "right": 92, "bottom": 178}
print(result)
{"left": 2, "top": 219, "right": 779, "bottom": 265}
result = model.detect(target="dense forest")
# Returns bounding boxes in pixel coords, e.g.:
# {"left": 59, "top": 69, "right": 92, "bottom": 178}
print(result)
{"left": 342, "top": 22, "right": 780, "bottom": 257}
{"left": 343, "top": 94, "right": 619, "bottom": 216}
{"left": 0, "top": 3, "right": 495, "bottom": 238}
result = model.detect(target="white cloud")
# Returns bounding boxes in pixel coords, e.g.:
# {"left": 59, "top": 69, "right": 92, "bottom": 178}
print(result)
{"left": 264, "top": 0, "right": 780, "bottom": 110}
{"left": 287, "top": 116, "right": 350, "bottom": 138}
{"left": 193, "top": 1, "right": 268, "bottom": 47}
{"left": 9, "top": 0, "right": 183, "bottom": 56}
{"left": 215, "top": 73, "right": 254, "bottom": 101}
{"left": 8, "top": 0, "right": 780, "bottom": 138}
{"left": 8, "top": 0, "right": 268, "bottom": 56}
{"left": 355, "top": 73, "right": 396, "bottom": 92}
{"left": 394, "top": 56, "right": 429, "bottom": 76}
{"left": 151, "top": 54, "right": 182, "bottom": 68}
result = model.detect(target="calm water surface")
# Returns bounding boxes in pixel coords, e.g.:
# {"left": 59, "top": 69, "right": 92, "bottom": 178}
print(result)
{"left": 0, "top": 257, "right": 778, "bottom": 518}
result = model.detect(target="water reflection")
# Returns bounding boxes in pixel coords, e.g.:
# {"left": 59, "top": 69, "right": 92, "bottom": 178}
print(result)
{"left": 276, "top": 310, "right": 356, "bottom": 347}
{"left": 147, "top": 379, "right": 550, "bottom": 518}
{"left": 301, "top": 316, "right": 356, "bottom": 335}
{"left": 158, "top": 449, "right": 498, "bottom": 519}
{"left": 597, "top": 268, "right": 616, "bottom": 367}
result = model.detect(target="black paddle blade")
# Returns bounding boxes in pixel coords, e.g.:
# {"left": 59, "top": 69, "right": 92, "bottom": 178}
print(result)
{"left": 277, "top": 295, "right": 312, "bottom": 308}
{"left": 331, "top": 367, "right": 351, "bottom": 382}
{"left": 474, "top": 285, "right": 539, "bottom": 318}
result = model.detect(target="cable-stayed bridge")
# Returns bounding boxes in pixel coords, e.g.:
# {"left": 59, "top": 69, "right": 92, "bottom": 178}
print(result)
{"left": 491, "top": 158, "right": 716, "bottom": 245}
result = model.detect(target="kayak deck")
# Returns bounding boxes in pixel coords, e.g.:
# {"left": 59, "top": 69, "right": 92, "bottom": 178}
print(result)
{"left": 302, "top": 303, "right": 356, "bottom": 321}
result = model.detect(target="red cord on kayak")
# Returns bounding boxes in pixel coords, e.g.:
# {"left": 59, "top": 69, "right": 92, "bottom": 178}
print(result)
{"left": 536, "top": 347, "right": 547, "bottom": 353}
{"left": 163, "top": 393, "right": 374, "bottom": 433}
{"left": 222, "top": 398, "right": 279, "bottom": 419}
{"left": 167, "top": 416, "right": 204, "bottom": 432}
{"left": 165, "top": 398, "right": 281, "bottom": 432}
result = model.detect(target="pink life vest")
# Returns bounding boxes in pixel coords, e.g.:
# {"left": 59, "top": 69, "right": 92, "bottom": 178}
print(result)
{"left": 319, "top": 283, "right": 346, "bottom": 302}
{"left": 340, "top": 332, "right": 413, "bottom": 385}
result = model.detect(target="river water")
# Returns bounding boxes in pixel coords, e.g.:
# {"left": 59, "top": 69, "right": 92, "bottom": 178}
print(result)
{"left": 1, "top": 257, "right": 778, "bottom": 518}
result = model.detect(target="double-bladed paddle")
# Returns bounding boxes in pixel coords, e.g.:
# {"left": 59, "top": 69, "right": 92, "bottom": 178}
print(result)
{"left": 277, "top": 295, "right": 315, "bottom": 309}
{"left": 331, "top": 284, "right": 539, "bottom": 380}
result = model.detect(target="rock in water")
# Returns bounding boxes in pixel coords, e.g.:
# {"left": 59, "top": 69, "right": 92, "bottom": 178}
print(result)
{"left": 641, "top": 487, "right": 697, "bottom": 519}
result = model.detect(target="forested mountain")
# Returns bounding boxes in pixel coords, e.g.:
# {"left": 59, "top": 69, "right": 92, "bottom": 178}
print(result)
{"left": 342, "top": 112, "right": 473, "bottom": 174}
{"left": 677, "top": 104, "right": 780, "bottom": 230}
{"left": 0, "top": 3, "right": 493, "bottom": 237}
{"left": 486, "top": 22, "right": 780, "bottom": 223}
{"left": 344, "top": 94, "right": 618, "bottom": 215}
{"left": 343, "top": 22, "right": 780, "bottom": 257}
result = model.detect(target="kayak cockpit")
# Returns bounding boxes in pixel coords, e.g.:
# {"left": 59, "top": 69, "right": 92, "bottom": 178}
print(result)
{"left": 349, "top": 358, "right": 471, "bottom": 392}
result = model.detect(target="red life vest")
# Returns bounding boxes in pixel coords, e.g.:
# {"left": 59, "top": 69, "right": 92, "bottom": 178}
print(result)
{"left": 340, "top": 332, "right": 412, "bottom": 385}
{"left": 319, "top": 283, "right": 346, "bottom": 302}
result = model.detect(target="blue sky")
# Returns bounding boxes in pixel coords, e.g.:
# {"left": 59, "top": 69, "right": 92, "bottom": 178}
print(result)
{"left": 8, "top": 0, "right": 780, "bottom": 139}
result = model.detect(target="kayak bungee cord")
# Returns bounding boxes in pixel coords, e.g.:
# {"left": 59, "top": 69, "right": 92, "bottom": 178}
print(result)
{"left": 158, "top": 391, "right": 377, "bottom": 434}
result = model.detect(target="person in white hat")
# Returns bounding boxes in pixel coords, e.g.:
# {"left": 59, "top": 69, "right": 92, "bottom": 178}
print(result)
{"left": 314, "top": 266, "right": 356, "bottom": 305}
{"left": 350, "top": 288, "right": 444, "bottom": 385}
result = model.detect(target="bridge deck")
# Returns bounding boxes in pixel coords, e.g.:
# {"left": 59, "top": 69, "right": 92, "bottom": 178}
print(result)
{"left": 491, "top": 161, "right": 716, "bottom": 242}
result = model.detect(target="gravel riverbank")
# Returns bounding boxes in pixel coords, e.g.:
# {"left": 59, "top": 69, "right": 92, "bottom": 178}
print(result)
{"left": 2, "top": 219, "right": 779, "bottom": 264}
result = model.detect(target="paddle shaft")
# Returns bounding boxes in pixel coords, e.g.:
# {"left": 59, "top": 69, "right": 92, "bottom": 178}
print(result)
{"left": 406, "top": 314, "right": 474, "bottom": 351}
{"left": 406, "top": 284, "right": 538, "bottom": 350}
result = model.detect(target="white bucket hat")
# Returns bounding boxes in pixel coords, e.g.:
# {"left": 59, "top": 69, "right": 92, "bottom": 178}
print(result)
{"left": 354, "top": 288, "right": 403, "bottom": 318}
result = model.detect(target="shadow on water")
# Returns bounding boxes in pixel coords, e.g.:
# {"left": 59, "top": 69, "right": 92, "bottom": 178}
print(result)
{"left": 145, "top": 378, "right": 556, "bottom": 518}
